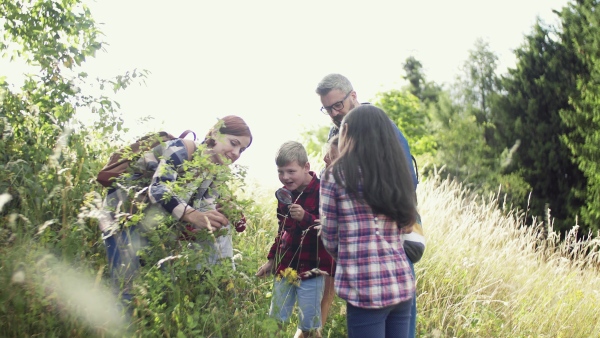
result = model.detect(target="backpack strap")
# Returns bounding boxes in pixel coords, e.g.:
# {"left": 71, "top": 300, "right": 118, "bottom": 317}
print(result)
{"left": 182, "top": 139, "right": 197, "bottom": 161}
{"left": 412, "top": 155, "right": 419, "bottom": 184}
{"left": 179, "top": 130, "right": 197, "bottom": 141}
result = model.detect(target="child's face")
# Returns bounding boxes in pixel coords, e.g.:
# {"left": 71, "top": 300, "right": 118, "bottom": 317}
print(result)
{"left": 277, "top": 160, "right": 311, "bottom": 192}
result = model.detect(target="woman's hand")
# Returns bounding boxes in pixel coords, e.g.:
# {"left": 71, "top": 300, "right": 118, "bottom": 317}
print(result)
{"left": 182, "top": 209, "right": 229, "bottom": 232}
{"left": 288, "top": 204, "right": 305, "bottom": 221}
{"left": 256, "top": 259, "right": 274, "bottom": 278}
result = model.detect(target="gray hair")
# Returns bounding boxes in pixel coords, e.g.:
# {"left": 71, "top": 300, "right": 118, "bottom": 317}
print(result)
{"left": 315, "top": 73, "right": 354, "bottom": 96}
{"left": 275, "top": 141, "right": 308, "bottom": 167}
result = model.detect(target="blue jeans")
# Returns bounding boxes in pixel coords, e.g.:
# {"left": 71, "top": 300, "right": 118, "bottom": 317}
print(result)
{"left": 269, "top": 275, "right": 325, "bottom": 331}
{"left": 104, "top": 225, "right": 148, "bottom": 304}
{"left": 408, "top": 259, "right": 417, "bottom": 337}
{"left": 346, "top": 299, "right": 412, "bottom": 338}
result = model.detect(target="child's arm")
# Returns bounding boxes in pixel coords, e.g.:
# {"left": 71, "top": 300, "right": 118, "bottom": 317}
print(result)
{"left": 147, "top": 140, "right": 228, "bottom": 231}
{"left": 256, "top": 259, "right": 274, "bottom": 278}
{"left": 319, "top": 174, "right": 339, "bottom": 260}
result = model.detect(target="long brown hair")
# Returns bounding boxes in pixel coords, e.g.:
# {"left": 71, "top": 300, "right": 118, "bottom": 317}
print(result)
{"left": 329, "top": 105, "right": 416, "bottom": 228}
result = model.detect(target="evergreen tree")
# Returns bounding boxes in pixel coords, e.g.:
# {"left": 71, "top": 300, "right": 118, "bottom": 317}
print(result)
{"left": 558, "top": 0, "right": 600, "bottom": 232}
{"left": 458, "top": 38, "right": 503, "bottom": 148}
{"left": 496, "top": 19, "right": 587, "bottom": 233}
{"left": 402, "top": 56, "right": 442, "bottom": 106}
{"left": 428, "top": 40, "right": 502, "bottom": 192}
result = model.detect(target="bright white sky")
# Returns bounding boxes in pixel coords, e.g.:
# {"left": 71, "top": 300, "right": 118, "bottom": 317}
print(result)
{"left": 4, "top": 0, "right": 570, "bottom": 190}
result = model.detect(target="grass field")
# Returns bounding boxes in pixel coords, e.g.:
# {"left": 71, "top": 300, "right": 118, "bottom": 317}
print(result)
{"left": 2, "top": 173, "right": 599, "bottom": 337}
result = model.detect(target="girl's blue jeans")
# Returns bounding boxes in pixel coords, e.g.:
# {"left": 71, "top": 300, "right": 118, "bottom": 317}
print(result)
{"left": 408, "top": 259, "right": 417, "bottom": 337}
{"left": 346, "top": 298, "right": 412, "bottom": 338}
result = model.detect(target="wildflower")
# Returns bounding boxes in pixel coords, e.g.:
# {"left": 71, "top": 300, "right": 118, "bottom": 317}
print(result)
{"left": 278, "top": 267, "right": 300, "bottom": 286}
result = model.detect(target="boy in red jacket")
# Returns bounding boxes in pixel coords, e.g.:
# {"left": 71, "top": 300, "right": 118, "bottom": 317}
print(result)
{"left": 256, "top": 141, "right": 334, "bottom": 338}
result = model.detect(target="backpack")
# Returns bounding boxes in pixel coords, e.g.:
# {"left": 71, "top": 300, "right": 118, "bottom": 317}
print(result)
{"left": 96, "top": 130, "right": 197, "bottom": 188}
{"left": 412, "top": 155, "right": 419, "bottom": 185}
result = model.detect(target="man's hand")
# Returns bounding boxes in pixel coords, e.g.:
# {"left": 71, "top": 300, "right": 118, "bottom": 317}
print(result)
{"left": 256, "top": 259, "right": 274, "bottom": 278}
{"left": 288, "top": 204, "right": 305, "bottom": 221}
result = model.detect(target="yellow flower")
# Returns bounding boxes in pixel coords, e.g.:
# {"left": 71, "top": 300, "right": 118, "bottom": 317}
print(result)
{"left": 279, "top": 267, "right": 300, "bottom": 286}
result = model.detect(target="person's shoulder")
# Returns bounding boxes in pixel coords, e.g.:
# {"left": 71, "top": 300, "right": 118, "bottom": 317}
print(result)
{"left": 320, "top": 167, "right": 338, "bottom": 186}
{"left": 162, "top": 138, "right": 192, "bottom": 157}
{"left": 328, "top": 126, "right": 338, "bottom": 139}
{"left": 307, "top": 171, "right": 320, "bottom": 188}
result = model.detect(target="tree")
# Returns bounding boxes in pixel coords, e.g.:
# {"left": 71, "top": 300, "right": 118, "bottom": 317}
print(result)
{"left": 0, "top": 1, "right": 146, "bottom": 335}
{"left": 558, "top": 0, "right": 600, "bottom": 232}
{"left": 0, "top": 0, "right": 147, "bottom": 220}
{"left": 426, "top": 40, "right": 503, "bottom": 192}
{"left": 457, "top": 38, "right": 503, "bottom": 148}
{"left": 402, "top": 56, "right": 442, "bottom": 106}
{"left": 460, "top": 40, "right": 501, "bottom": 120}
{"left": 496, "top": 19, "right": 587, "bottom": 233}
{"left": 374, "top": 89, "right": 436, "bottom": 156}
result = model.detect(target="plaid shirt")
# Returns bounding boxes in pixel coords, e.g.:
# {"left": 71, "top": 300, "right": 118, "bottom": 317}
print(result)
{"left": 102, "top": 138, "right": 244, "bottom": 263}
{"left": 330, "top": 110, "right": 426, "bottom": 263}
{"left": 102, "top": 139, "right": 195, "bottom": 228}
{"left": 319, "top": 170, "right": 415, "bottom": 309}
{"left": 267, "top": 171, "right": 335, "bottom": 280}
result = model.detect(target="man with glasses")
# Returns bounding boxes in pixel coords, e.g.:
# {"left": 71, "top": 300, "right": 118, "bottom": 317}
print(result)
{"left": 315, "top": 73, "right": 425, "bottom": 338}
{"left": 317, "top": 75, "right": 359, "bottom": 142}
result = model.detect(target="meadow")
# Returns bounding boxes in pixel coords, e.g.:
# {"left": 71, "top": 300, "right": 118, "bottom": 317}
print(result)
{"left": 2, "top": 168, "right": 599, "bottom": 337}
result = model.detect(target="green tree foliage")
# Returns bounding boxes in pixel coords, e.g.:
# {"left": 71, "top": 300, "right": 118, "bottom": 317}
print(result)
{"left": 429, "top": 91, "right": 496, "bottom": 190}
{"left": 558, "top": 0, "right": 600, "bottom": 233}
{"left": 495, "top": 19, "right": 587, "bottom": 233}
{"left": 427, "top": 40, "right": 503, "bottom": 193}
{"left": 373, "top": 89, "right": 436, "bottom": 156}
{"left": 300, "top": 124, "right": 330, "bottom": 156}
{"left": 1, "top": 0, "right": 109, "bottom": 229}
{"left": 458, "top": 38, "right": 503, "bottom": 148}
{"left": 0, "top": 0, "right": 144, "bottom": 221}
{"left": 402, "top": 56, "right": 442, "bottom": 106}
{"left": 0, "top": 0, "right": 148, "bottom": 335}
{"left": 0, "top": 2, "right": 280, "bottom": 336}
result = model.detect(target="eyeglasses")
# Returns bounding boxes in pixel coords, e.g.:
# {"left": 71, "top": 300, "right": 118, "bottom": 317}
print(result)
{"left": 320, "top": 90, "right": 352, "bottom": 115}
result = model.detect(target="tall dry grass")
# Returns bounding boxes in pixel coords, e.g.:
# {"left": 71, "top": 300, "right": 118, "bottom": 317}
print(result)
{"left": 415, "top": 173, "right": 600, "bottom": 337}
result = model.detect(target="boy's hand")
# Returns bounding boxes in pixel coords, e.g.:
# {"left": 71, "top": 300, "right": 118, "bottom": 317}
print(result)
{"left": 288, "top": 204, "right": 305, "bottom": 221}
{"left": 256, "top": 259, "right": 274, "bottom": 278}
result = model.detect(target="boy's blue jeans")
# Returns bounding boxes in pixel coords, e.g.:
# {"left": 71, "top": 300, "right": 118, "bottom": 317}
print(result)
{"left": 269, "top": 275, "right": 325, "bottom": 331}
